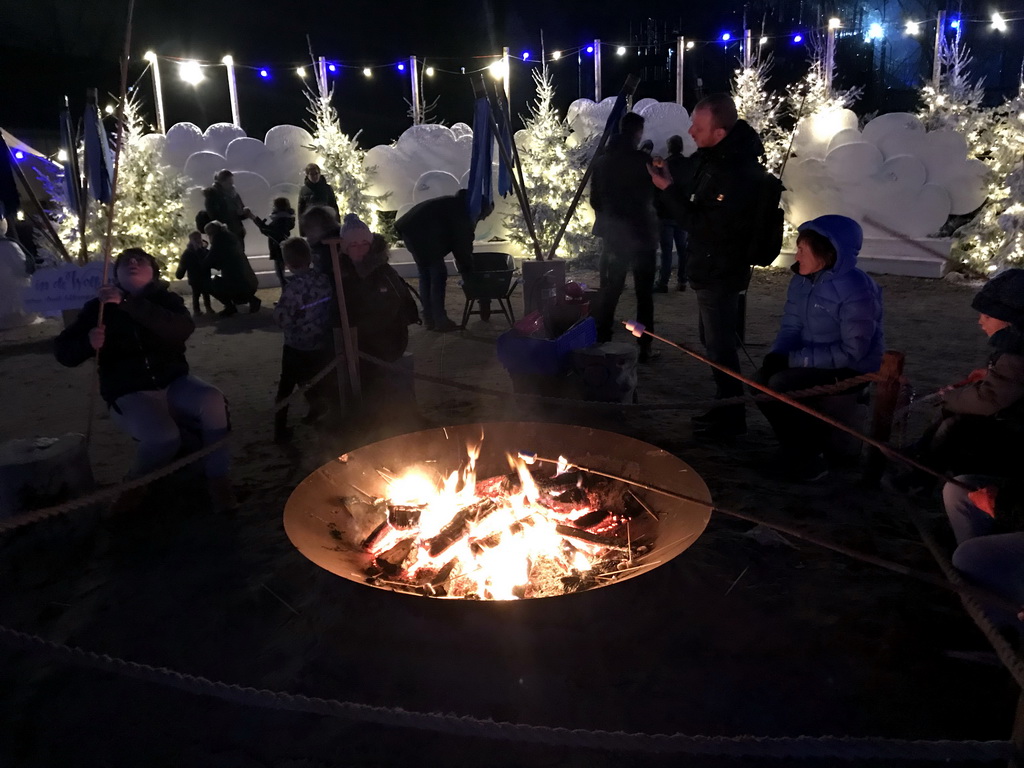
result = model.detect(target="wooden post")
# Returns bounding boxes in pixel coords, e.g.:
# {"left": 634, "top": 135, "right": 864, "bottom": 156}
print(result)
{"left": 864, "top": 350, "right": 905, "bottom": 485}
{"left": 325, "top": 238, "right": 362, "bottom": 403}
{"left": 1009, "top": 690, "right": 1024, "bottom": 768}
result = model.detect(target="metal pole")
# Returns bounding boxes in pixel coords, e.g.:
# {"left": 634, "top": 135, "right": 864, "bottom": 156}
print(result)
{"left": 744, "top": 28, "right": 752, "bottom": 68}
{"left": 144, "top": 52, "right": 166, "bottom": 133}
{"left": 933, "top": 10, "right": 946, "bottom": 87}
{"left": 223, "top": 55, "right": 240, "bottom": 129}
{"left": 824, "top": 25, "right": 836, "bottom": 92}
{"left": 502, "top": 46, "right": 510, "bottom": 103}
{"left": 593, "top": 39, "right": 602, "bottom": 101}
{"left": 409, "top": 55, "right": 421, "bottom": 125}
{"left": 676, "top": 36, "right": 685, "bottom": 105}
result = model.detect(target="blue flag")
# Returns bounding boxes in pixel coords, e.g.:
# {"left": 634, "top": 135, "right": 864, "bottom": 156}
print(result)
{"left": 83, "top": 102, "right": 113, "bottom": 204}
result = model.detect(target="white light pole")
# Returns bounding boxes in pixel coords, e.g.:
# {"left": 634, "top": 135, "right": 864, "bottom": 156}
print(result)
{"left": 222, "top": 55, "right": 240, "bottom": 129}
{"left": 743, "top": 28, "right": 752, "bottom": 69}
{"left": 826, "top": 18, "right": 841, "bottom": 92}
{"left": 143, "top": 51, "right": 166, "bottom": 133}
{"left": 593, "top": 39, "right": 602, "bottom": 101}
{"left": 502, "top": 46, "right": 510, "bottom": 102}
{"left": 932, "top": 10, "right": 946, "bottom": 87}
{"left": 409, "top": 55, "right": 421, "bottom": 125}
{"left": 676, "top": 36, "right": 685, "bottom": 105}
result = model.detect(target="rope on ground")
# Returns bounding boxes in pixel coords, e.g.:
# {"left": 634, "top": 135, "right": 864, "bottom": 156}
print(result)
{"left": 906, "top": 503, "right": 1024, "bottom": 692}
{"left": 0, "top": 623, "right": 1012, "bottom": 761}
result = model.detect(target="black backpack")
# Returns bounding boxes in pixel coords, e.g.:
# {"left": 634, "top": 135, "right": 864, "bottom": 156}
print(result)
{"left": 746, "top": 168, "right": 785, "bottom": 268}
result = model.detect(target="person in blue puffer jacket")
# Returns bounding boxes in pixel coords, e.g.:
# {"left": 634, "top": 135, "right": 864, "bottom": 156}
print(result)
{"left": 755, "top": 215, "right": 884, "bottom": 481}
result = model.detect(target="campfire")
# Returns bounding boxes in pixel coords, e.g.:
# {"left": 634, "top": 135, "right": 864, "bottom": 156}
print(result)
{"left": 284, "top": 423, "right": 712, "bottom": 600}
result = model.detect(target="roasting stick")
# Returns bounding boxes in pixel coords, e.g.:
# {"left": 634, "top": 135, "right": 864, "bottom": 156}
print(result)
{"left": 621, "top": 321, "right": 973, "bottom": 493}
{"left": 519, "top": 451, "right": 1023, "bottom": 615}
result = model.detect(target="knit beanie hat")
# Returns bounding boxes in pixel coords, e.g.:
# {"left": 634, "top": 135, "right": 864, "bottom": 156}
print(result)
{"left": 340, "top": 213, "right": 372, "bottom": 246}
{"left": 971, "top": 268, "right": 1024, "bottom": 327}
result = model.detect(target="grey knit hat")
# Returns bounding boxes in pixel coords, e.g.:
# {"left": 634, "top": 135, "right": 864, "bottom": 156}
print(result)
{"left": 340, "top": 213, "right": 372, "bottom": 247}
{"left": 972, "top": 268, "right": 1024, "bottom": 327}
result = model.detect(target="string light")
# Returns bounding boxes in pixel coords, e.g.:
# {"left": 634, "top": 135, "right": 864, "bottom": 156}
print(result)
{"left": 522, "top": 51, "right": 530, "bottom": 60}
{"left": 992, "top": 12, "right": 1008, "bottom": 31}
{"left": 828, "top": 17, "right": 842, "bottom": 29}
{"left": 328, "top": 63, "right": 337, "bottom": 72}
{"left": 950, "top": 19, "right": 961, "bottom": 29}
{"left": 865, "top": 22, "right": 885, "bottom": 41}
{"left": 397, "top": 62, "right": 405, "bottom": 71}
{"left": 616, "top": 46, "right": 626, "bottom": 55}
{"left": 905, "top": 20, "right": 920, "bottom": 35}
{"left": 721, "top": 32, "right": 732, "bottom": 41}
{"left": 488, "top": 60, "right": 506, "bottom": 80}
{"left": 362, "top": 67, "right": 372, "bottom": 77}
{"left": 686, "top": 41, "right": 695, "bottom": 50}
{"left": 178, "top": 59, "right": 204, "bottom": 85}
{"left": 13, "top": 151, "right": 24, "bottom": 160}
{"left": 104, "top": 104, "right": 115, "bottom": 115}
{"left": 296, "top": 66, "right": 306, "bottom": 78}
{"left": 585, "top": 45, "right": 594, "bottom": 53}
{"left": 759, "top": 36, "right": 768, "bottom": 45}
{"left": 259, "top": 68, "right": 269, "bottom": 78}
{"left": 425, "top": 66, "right": 435, "bottom": 76}
{"left": 793, "top": 33, "right": 803, "bottom": 43}
{"left": 143, "top": 50, "right": 156, "bottom": 63}
{"left": 552, "top": 50, "right": 562, "bottom": 60}
{"left": 57, "top": 149, "right": 68, "bottom": 162}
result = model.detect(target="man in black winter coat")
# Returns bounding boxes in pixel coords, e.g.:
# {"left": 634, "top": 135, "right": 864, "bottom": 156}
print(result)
{"left": 297, "top": 164, "right": 338, "bottom": 232}
{"left": 590, "top": 111, "right": 659, "bottom": 361}
{"left": 394, "top": 189, "right": 480, "bottom": 332}
{"left": 652, "top": 94, "right": 765, "bottom": 436}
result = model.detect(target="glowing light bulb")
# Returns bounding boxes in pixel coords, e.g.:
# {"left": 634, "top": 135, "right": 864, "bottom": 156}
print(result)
{"left": 104, "top": 104, "right": 115, "bottom": 115}
{"left": 57, "top": 149, "right": 68, "bottom": 163}
{"left": 552, "top": 50, "right": 562, "bottom": 60}
{"left": 759, "top": 36, "right": 768, "bottom": 45}
{"left": 866, "top": 23, "right": 885, "bottom": 41}
{"left": 397, "top": 62, "right": 405, "bottom": 71}
{"left": 362, "top": 67, "right": 372, "bottom": 77}
{"left": 143, "top": 51, "right": 156, "bottom": 63}
{"left": 616, "top": 46, "right": 626, "bottom": 55}
{"left": 522, "top": 51, "right": 530, "bottom": 60}
{"left": 905, "top": 20, "right": 920, "bottom": 35}
{"left": 296, "top": 67, "right": 306, "bottom": 78}
{"left": 328, "top": 63, "right": 337, "bottom": 72}
{"left": 488, "top": 60, "right": 505, "bottom": 80}
{"left": 585, "top": 45, "right": 594, "bottom": 53}
{"left": 259, "top": 68, "right": 269, "bottom": 78}
{"left": 721, "top": 32, "right": 731, "bottom": 41}
{"left": 950, "top": 19, "right": 960, "bottom": 30}
{"left": 992, "top": 13, "right": 1007, "bottom": 32}
{"left": 686, "top": 41, "right": 695, "bottom": 50}
{"left": 221, "top": 55, "right": 233, "bottom": 66}
{"left": 13, "top": 151, "right": 24, "bottom": 160}
{"left": 793, "top": 34, "right": 803, "bottom": 43}
{"left": 828, "top": 17, "right": 841, "bottom": 29}
{"left": 178, "top": 59, "right": 204, "bottom": 85}
{"left": 425, "top": 66, "right": 435, "bottom": 76}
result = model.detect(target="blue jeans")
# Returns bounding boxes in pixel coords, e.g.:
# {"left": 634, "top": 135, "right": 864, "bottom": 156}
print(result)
{"left": 658, "top": 223, "right": 687, "bottom": 287}
{"left": 110, "top": 375, "right": 231, "bottom": 479}
{"left": 695, "top": 287, "right": 743, "bottom": 400}
{"left": 943, "top": 476, "right": 1024, "bottom": 627}
{"left": 418, "top": 259, "right": 450, "bottom": 326}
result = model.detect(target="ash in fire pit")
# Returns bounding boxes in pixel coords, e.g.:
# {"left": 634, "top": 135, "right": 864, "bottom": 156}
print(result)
{"left": 284, "top": 423, "right": 712, "bottom": 600}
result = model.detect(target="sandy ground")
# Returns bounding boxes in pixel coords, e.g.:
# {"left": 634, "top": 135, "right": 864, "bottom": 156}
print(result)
{"left": 0, "top": 266, "right": 1017, "bottom": 767}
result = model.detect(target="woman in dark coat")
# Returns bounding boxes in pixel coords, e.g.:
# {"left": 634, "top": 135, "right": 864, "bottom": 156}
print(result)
{"left": 204, "top": 221, "right": 260, "bottom": 317}
{"left": 203, "top": 169, "right": 250, "bottom": 248}
{"left": 54, "top": 248, "right": 234, "bottom": 511}
{"left": 297, "top": 164, "right": 338, "bottom": 232}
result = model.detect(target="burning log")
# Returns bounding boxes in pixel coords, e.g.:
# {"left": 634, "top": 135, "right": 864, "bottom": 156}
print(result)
{"left": 555, "top": 524, "right": 633, "bottom": 551}
{"left": 375, "top": 538, "right": 418, "bottom": 575}
{"left": 387, "top": 503, "right": 424, "bottom": 530}
{"left": 424, "top": 499, "right": 497, "bottom": 557}
{"left": 361, "top": 519, "right": 391, "bottom": 550}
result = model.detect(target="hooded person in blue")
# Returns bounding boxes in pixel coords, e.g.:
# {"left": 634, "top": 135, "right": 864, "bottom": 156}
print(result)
{"left": 755, "top": 215, "right": 884, "bottom": 481}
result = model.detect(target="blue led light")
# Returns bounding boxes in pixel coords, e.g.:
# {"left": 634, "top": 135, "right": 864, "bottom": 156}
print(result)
{"left": 793, "top": 33, "right": 803, "bottom": 43}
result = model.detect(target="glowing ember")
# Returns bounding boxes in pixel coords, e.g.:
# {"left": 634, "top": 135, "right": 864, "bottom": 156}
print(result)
{"left": 357, "top": 440, "right": 654, "bottom": 599}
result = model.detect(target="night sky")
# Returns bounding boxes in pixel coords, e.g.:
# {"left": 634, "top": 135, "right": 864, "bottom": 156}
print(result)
{"left": 2, "top": 0, "right": 754, "bottom": 148}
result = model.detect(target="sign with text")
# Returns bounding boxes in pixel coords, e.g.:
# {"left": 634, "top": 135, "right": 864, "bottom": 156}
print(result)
{"left": 22, "top": 262, "right": 105, "bottom": 315}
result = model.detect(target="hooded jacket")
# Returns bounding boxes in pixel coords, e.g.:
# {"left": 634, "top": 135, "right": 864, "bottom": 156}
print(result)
{"left": 297, "top": 176, "right": 339, "bottom": 220}
{"left": 339, "top": 234, "right": 419, "bottom": 362}
{"left": 394, "top": 193, "right": 475, "bottom": 272}
{"left": 589, "top": 132, "right": 659, "bottom": 252}
{"left": 663, "top": 119, "right": 765, "bottom": 291}
{"left": 203, "top": 182, "right": 247, "bottom": 241}
{"left": 771, "top": 215, "right": 885, "bottom": 373}
{"left": 943, "top": 325, "right": 1024, "bottom": 420}
{"left": 207, "top": 228, "right": 258, "bottom": 295}
{"left": 54, "top": 281, "right": 194, "bottom": 404}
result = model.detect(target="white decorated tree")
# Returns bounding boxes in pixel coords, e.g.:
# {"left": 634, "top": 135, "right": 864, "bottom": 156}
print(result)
{"left": 918, "top": 36, "right": 990, "bottom": 156}
{"left": 504, "top": 65, "right": 593, "bottom": 260}
{"left": 42, "top": 99, "right": 190, "bottom": 276}
{"left": 732, "top": 58, "right": 786, "bottom": 174}
{"left": 952, "top": 84, "right": 1024, "bottom": 273}
{"left": 307, "top": 90, "right": 387, "bottom": 227}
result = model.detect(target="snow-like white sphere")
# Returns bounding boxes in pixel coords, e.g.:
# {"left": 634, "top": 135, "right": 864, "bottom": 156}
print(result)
{"left": 636, "top": 101, "right": 695, "bottom": 156}
{"left": 792, "top": 109, "right": 859, "bottom": 159}
{"left": 203, "top": 123, "right": 246, "bottom": 156}
{"left": 860, "top": 112, "right": 924, "bottom": 146}
{"left": 824, "top": 142, "right": 884, "bottom": 183}
{"left": 364, "top": 144, "right": 414, "bottom": 209}
{"left": 183, "top": 151, "right": 228, "bottom": 186}
{"left": 225, "top": 137, "right": 271, "bottom": 168}
{"left": 163, "top": 122, "right": 205, "bottom": 168}
{"left": 412, "top": 171, "right": 460, "bottom": 204}
{"left": 633, "top": 98, "right": 659, "bottom": 114}
{"left": 450, "top": 122, "right": 473, "bottom": 140}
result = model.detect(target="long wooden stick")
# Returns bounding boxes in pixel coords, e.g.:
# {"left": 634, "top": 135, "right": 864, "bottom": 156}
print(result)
{"left": 626, "top": 323, "right": 973, "bottom": 493}
{"left": 546, "top": 74, "right": 640, "bottom": 261}
{"left": 324, "top": 238, "right": 362, "bottom": 401}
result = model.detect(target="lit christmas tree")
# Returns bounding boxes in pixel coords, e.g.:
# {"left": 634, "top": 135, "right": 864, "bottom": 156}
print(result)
{"left": 503, "top": 65, "right": 593, "bottom": 260}
{"left": 951, "top": 83, "right": 1024, "bottom": 273}
{"left": 918, "top": 35, "right": 990, "bottom": 155}
{"left": 732, "top": 58, "right": 786, "bottom": 174}
{"left": 306, "top": 90, "right": 388, "bottom": 227}
{"left": 42, "top": 99, "right": 190, "bottom": 275}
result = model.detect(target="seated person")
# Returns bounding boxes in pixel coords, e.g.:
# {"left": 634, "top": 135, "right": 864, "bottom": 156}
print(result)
{"left": 755, "top": 215, "right": 884, "bottom": 482}
{"left": 205, "top": 220, "right": 260, "bottom": 317}
{"left": 54, "top": 248, "right": 234, "bottom": 512}
{"left": 943, "top": 476, "right": 1024, "bottom": 630}
{"left": 908, "top": 268, "right": 1024, "bottom": 480}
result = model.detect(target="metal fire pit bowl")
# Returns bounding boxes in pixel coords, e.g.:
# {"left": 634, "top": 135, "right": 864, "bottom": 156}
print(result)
{"left": 283, "top": 422, "right": 712, "bottom": 599}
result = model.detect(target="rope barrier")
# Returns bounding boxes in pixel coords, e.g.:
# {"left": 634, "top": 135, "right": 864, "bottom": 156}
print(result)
{"left": 0, "top": 624, "right": 1012, "bottom": 761}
